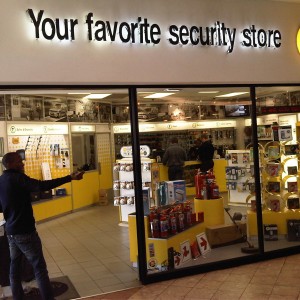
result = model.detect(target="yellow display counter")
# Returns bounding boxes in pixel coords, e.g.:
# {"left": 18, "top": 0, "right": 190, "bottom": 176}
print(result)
{"left": 247, "top": 208, "right": 300, "bottom": 236}
{"left": 33, "top": 171, "right": 101, "bottom": 222}
{"left": 128, "top": 214, "right": 205, "bottom": 268}
{"left": 194, "top": 197, "right": 225, "bottom": 226}
{"left": 158, "top": 159, "right": 227, "bottom": 196}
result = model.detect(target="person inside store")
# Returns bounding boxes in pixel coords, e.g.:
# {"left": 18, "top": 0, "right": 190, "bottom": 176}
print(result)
{"left": 151, "top": 141, "right": 165, "bottom": 162}
{"left": 188, "top": 138, "right": 202, "bottom": 160}
{"left": 198, "top": 133, "right": 215, "bottom": 173}
{"left": 0, "top": 152, "right": 85, "bottom": 300}
{"left": 162, "top": 137, "right": 187, "bottom": 180}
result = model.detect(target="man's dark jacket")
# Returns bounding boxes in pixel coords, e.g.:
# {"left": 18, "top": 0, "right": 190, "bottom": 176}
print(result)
{"left": 0, "top": 169, "right": 71, "bottom": 235}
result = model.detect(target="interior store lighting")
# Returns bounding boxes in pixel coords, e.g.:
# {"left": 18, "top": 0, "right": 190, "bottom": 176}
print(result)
{"left": 215, "top": 92, "right": 249, "bottom": 97}
{"left": 84, "top": 94, "right": 111, "bottom": 99}
{"left": 144, "top": 93, "right": 175, "bottom": 98}
{"left": 68, "top": 93, "right": 91, "bottom": 95}
{"left": 164, "top": 88, "right": 181, "bottom": 92}
{"left": 198, "top": 91, "right": 219, "bottom": 94}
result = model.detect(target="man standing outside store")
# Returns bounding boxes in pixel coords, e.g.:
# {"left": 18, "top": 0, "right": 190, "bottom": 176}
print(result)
{"left": 162, "top": 137, "right": 187, "bottom": 180}
{"left": 0, "top": 152, "right": 84, "bottom": 300}
{"left": 198, "top": 133, "right": 215, "bottom": 172}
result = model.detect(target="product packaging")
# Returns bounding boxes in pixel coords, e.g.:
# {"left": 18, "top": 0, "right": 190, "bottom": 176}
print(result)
{"left": 164, "top": 180, "right": 186, "bottom": 203}
{"left": 264, "top": 224, "right": 278, "bottom": 241}
{"left": 142, "top": 187, "right": 150, "bottom": 215}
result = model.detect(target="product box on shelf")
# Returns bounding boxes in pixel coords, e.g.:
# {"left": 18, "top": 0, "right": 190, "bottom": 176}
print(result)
{"left": 287, "top": 197, "right": 300, "bottom": 209}
{"left": 264, "top": 224, "right": 278, "bottom": 241}
{"left": 269, "top": 199, "right": 280, "bottom": 212}
{"left": 287, "top": 182, "right": 298, "bottom": 193}
{"left": 165, "top": 180, "right": 186, "bottom": 203}
{"left": 287, "top": 166, "right": 298, "bottom": 175}
{"left": 56, "top": 188, "right": 67, "bottom": 196}
{"left": 266, "top": 163, "right": 280, "bottom": 177}
{"left": 143, "top": 187, "right": 150, "bottom": 216}
{"left": 287, "top": 219, "right": 300, "bottom": 241}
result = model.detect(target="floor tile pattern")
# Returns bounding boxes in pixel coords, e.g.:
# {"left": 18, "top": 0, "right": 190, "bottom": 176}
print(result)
{"left": 2, "top": 204, "right": 300, "bottom": 300}
{"left": 80, "top": 254, "right": 300, "bottom": 299}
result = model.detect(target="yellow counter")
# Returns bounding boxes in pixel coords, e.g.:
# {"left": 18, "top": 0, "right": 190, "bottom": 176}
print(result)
{"left": 128, "top": 214, "right": 205, "bottom": 268}
{"left": 247, "top": 208, "right": 300, "bottom": 236}
{"left": 33, "top": 171, "right": 101, "bottom": 222}
{"left": 194, "top": 197, "right": 225, "bottom": 226}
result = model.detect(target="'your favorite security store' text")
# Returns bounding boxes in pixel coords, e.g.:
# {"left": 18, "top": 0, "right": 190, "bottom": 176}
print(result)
{"left": 27, "top": 9, "right": 281, "bottom": 53}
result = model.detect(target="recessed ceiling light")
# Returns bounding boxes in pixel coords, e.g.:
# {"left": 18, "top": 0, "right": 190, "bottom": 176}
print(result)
{"left": 84, "top": 94, "right": 111, "bottom": 99}
{"left": 216, "top": 92, "right": 249, "bottom": 98}
{"left": 164, "top": 88, "right": 181, "bottom": 92}
{"left": 68, "top": 93, "right": 91, "bottom": 95}
{"left": 144, "top": 93, "right": 174, "bottom": 99}
{"left": 198, "top": 91, "right": 219, "bottom": 94}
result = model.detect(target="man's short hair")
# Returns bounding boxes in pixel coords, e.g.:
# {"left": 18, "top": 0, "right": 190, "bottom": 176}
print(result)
{"left": 2, "top": 152, "right": 19, "bottom": 169}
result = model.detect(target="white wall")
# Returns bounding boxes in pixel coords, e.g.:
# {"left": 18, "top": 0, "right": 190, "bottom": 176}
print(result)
{"left": 1, "top": 0, "right": 300, "bottom": 85}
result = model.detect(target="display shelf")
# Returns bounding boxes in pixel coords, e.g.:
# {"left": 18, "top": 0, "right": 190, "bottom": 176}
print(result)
{"left": 128, "top": 214, "right": 206, "bottom": 269}
{"left": 225, "top": 149, "right": 255, "bottom": 206}
{"left": 247, "top": 208, "right": 300, "bottom": 236}
{"left": 194, "top": 197, "right": 224, "bottom": 226}
{"left": 113, "top": 155, "right": 154, "bottom": 223}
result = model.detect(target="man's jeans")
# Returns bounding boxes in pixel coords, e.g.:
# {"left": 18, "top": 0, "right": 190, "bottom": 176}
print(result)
{"left": 7, "top": 231, "right": 54, "bottom": 300}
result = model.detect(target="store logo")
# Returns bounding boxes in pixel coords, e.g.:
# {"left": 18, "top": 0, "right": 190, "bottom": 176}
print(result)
{"left": 297, "top": 28, "right": 300, "bottom": 53}
{"left": 10, "top": 126, "right": 16, "bottom": 133}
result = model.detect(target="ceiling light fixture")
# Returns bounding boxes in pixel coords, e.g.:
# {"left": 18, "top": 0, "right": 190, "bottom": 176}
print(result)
{"left": 164, "top": 88, "right": 181, "bottom": 92}
{"left": 144, "top": 93, "right": 175, "bottom": 99}
{"left": 68, "top": 93, "right": 91, "bottom": 95}
{"left": 84, "top": 94, "right": 111, "bottom": 99}
{"left": 198, "top": 91, "right": 219, "bottom": 94}
{"left": 215, "top": 92, "right": 249, "bottom": 98}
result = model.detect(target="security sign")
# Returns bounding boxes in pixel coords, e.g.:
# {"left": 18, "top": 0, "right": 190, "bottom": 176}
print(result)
{"left": 196, "top": 232, "right": 211, "bottom": 256}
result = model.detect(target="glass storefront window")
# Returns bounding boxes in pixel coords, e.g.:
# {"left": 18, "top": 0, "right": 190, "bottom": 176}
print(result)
{"left": 2, "top": 85, "right": 300, "bottom": 287}
{"left": 131, "top": 87, "right": 263, "bottom": 277}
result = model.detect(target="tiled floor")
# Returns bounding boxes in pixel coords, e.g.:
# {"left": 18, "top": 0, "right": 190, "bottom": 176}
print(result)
{"left": 39, "top": 204, "right": 141, "bottom": 297}
{"left": 80, "top": 254, "right": 300, "bottom": 299}
{"left": 0, "top": 204, "right": 141, "bottom": 298}
{"left": 2, "top": 203, "right": 300, "bottom": 299}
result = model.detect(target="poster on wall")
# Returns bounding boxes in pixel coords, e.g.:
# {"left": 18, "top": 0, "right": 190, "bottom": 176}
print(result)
{"left": 8, "top": 95, "right": 43, "bottom": 121}
{"left": 44, "top": 98, "right": 68, "bottom": 122}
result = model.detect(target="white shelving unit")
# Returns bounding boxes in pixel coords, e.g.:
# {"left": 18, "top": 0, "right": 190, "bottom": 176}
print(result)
{"left": 113, "top": 145, "right": 153, "bottom": 223}
{"left": 226, "top": 149, "right": 255, "bottom": 206}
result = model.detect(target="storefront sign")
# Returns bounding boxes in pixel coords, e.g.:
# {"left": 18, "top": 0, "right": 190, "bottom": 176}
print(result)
{"left": 71, "top": 125, "right": 95, "bottom": 132}
{"left": 113, "top": 120, "right": 236, "bottom": 133}
{"left": 7, "top": 123, "right": 68, "bottom": 135}
{"left": 245, "top": 115, "right": 278, "bottom": 126}
{"left": 120, "top": 145, "right": 150, "bottom": 158}
{"left": 26, "top": 8, "right": 281, "bottom": 54}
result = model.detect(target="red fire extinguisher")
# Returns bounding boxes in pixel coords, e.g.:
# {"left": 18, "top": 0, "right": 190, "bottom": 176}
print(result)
{"left": 195, "top": 172, "right": 206, "bottom": 199}
{"left": 209, "top": 181, "right": 220, "bottom": 199}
